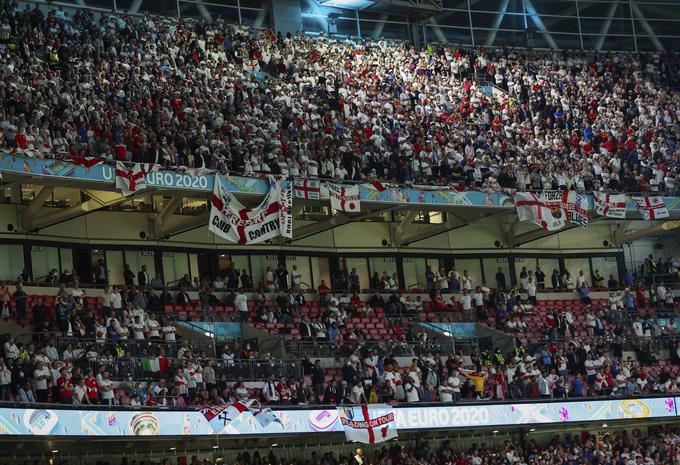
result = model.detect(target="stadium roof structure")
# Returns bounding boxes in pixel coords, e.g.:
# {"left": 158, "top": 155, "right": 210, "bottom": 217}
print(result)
{"left": 21, "top": 0, "right": 680, "bottom": 51}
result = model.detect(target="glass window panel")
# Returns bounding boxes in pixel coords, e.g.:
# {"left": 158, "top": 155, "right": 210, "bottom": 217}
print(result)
{"left": 185, "top": 3, "right": 239, "bottom": 21}
{"left": 189, "top": 254, "right": 200, "bottom": 281}
{"left": 512, "top": 257, "right": 537, "bottom": 288}
{"left": 537, "top": 258, "right": 561, "bottom": 289}
{"left": 470, "top": 12, "right": 500, "bottom": 28}
{"left": 530, "top": 0, "right": 579, "bottom": 16}
{"left": 311, "top": 257, "right": 331, "bottom": 289}
{"left": 579, "top": 18, "right": 632, "bottom": 34}
{"left": 0, "top": 245, "right": 23, "bottom": 281}
{"left": 105, "top": 251, "right": 124, "bottom": 287}
{"left": 345, "top": 257, "right": 370, "bottom": 291}
{"left": 402, "top": 257, "right": 427, "bottom": 290}
{"left": 240, "top": 8, "right": 269, "bottom": 28}
{"left": 564, "top": 258, "right": 591, "bottom": 287}
{"left": 591, "top": 257, "right": 620, "bottom": 286}
{"left": 31, "top": 246, "right": 60, "bottom": 282}
{"left": 60, "top": 249, "right": 74, "bottom": 277}
{"left": 636, "top": 4, "right": 680, "bottom": 20}
{"left": 163, "top": 252, "right": 190, "bottom": 286}
{"left": 124, "top": 251, "right": 156, "bottom": 283}
{"left": 579, "top": 2, "right": 619, "bottom": 17}
{"left": 368, "top": 257, "right": 398, "bottom": 288}
{"left": 250, "top": 254, "right": 281, "bottom": 290}
{"left": 335, "top": 19, "right": 358, "bottom": 37}
{"left": 286, "top": 255, "right": 313, "bottom": 290}
{"left": 426, "top": 25, "right": 473, "bottom": 44}
{"left": 483, "top": 257, "right": 511, "bottom": 289}
{"left": 453, "top": 258, "right": 481, "bottom": 289}
{"left": 433, "top": 13, "right": 470, "bottom": 28}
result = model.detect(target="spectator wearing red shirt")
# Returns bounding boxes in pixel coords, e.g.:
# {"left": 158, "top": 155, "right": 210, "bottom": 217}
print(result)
{"left": 57, "top": 369, "right": 74, "bottom": 404}
{"left": 85, "top": 370, "right": 99, "bottom": 404}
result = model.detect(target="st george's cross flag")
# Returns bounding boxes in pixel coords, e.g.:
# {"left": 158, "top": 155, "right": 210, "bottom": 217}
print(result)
{"left": 338, "top": 405, "right": 398, "bottom": 444}
{"left": 115, "top": 162, "right": 158, "bottom": 196}
{"left": 209, "top": 176, "right": 293, "bottom": 245}
{"left": 293, "top": 178, "right": 320, "bottom": 200}
{"left": 632, "top": 195, "right": 669, "bottom": 220}
{"left": 328, "top": 183, "right": 361, "bottom": 212}
{"left": 513, "top": 192, "right": 568, "bottom": 231}
{"left": 594, "top": 192, "right": 627, "bottom": 219}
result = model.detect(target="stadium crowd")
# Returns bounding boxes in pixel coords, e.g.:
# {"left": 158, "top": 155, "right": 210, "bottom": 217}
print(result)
{"left": 1, "top": 2, "right": 680, "bottom": 193}
{"left": 0, "top": 255, "right": 679, "bottom": 407}
{"left": 24, "top": 426, "right": 680, "bottom": 465}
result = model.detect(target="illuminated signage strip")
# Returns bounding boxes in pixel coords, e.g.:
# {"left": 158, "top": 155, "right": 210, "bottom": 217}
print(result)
{"left": 2, "top": 155, "right": 680, "bottom": 211}
{"left": 1, "top": 397, "right": 674, "bottom": 437}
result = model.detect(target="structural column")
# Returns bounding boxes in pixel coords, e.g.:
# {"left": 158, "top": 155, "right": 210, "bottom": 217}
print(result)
{"left": 268, "top": 0, "right": 303, "bottom": 36}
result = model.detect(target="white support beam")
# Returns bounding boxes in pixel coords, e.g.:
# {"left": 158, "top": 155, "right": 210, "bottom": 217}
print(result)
{"left": 394, "top": 216, "right": 466, "bottom": 247}
{"left": 630, "top": 3, "right": 664, "bottom": 51}
{"left": 612, "top": 220, "right": 632, "bottom": 246}
{"left": 21, "top": 186, "right": 54, "bottom": 229}
{"left": 372, "top": 14, "right": 388, "bottom": 38}
{"left": 524, "top": 0, "right": 559, "bottom": 49}
{"left": 427, "top": 17, "right": 448, "bottom": 43}
{"left": 484, "top": 0, "right": 510, "bottom": 46}
{"left": 27, "top": 190, "right": 153, "bottom": 231}
{"left": 595, "top": 1, "right": 620, "bottom": 51}
{"left": 157, "top": 212, "right": 210, "bottom": 238}
{"left": 293, "top": 206, "right": 399, "bottom": 242}
{"left": 128, "top": 0, "right": 144, "bottom": 14}
{"left": 154, "top": 197, "right": 182, "bottom": 233}
{"left": 617, "top": 221, "right": 680, "bottom": 244}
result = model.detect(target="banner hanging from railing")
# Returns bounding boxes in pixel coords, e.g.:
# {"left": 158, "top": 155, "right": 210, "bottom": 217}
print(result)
{"left": 209, "top": 176, "right": 293, "bottom": 244}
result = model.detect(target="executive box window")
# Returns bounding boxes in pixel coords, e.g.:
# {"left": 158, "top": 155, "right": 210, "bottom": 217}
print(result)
{"left": 285, "top": 255, "right": 313, "bottom": 289}
{"left": 310, "top": 257, "right": 330, "bottom": 289}
{"left": 591, "top": 257, "right": 620, "bottom": 285}
{"left": 341, "top": 257, "right": 370, "bottom": 290}
{"left": 368, "top": 257, "right": 398, "bottom": 286}
{"left": 0, "top": 245, "right": 23, "bottom": 281}
{"left": 564, "top": 257, "right": 591, "bottom": 286}
{"left": 483, "top": 257, "right": 510, "bottom": 288}
{"left": 402, "top": 257, "right": 442, "bottom": 289}
{"left": 453, "top": 258, "right": 482, "bottom": 288}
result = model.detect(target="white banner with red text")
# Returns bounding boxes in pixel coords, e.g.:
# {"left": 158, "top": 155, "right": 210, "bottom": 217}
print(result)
{"left": 209, "top": 176, "right": 293, "bottom": 244}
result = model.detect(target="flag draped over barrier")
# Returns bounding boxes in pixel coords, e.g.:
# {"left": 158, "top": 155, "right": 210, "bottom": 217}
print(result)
{"left": 115, "top": 162, "right": 158, "bottom": 196}
{"left": 514, "top": 191, "right": 589, "bottom": 230}
{"left": 632, "top": 195, "right": 669, "bottom": 220}
{"left": 328, "top": 183, "right": 361, "bottom": 212}
{"left": 594, "top": 192, "right": 627, "bottom": 219}
{"left": 209, "top": 176, "right": 293, "bottom": 244}
{"left": 338, "top": 405, "right": 398, "bottom": 444}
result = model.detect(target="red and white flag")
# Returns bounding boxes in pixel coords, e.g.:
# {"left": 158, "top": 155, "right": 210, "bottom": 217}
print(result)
{"left": 209, "top": 176, "right": 293, "bottom": 245}
{"left": 68, "top": 155, "right": 105, "bottom": 168}
{"left": 594, "top": 192, "right": 627, "bottom": 219}
{"left": 364, "top": 181, "right": 387, "bottom": 192}
{"left": 294, "top": 178, "right": 320, "bottom": 200}
{"left": 115, "top": 162, "right": 158, "bottom": 196}
{"left": 253, "top": 408, "right": 284, "bottom": 428}
{"left": 338, "top": 405, "right": 398, "bottom": 444}
{"left": 632, "top": 196, "right": 669, "bottom": 220}
{"left": 328, "top": 183, "right": 360, "bottom": 212}
{"left": 198, "top": 400, "right": 255, "bottom": 434}
{"left": 513, "top": 192, "right": 568, "bottom": 231}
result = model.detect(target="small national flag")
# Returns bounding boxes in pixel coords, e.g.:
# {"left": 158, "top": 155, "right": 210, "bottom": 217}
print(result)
{"left": 68, "top": 155, "right": 105, "bottom": 168}
{"left": 364, "top": 181, "right": 387, "bottom": 192}
{"left": 293, "top": 178, "right": 320, "bottom": 200}
{"left": 594, "top": 192, "right": 627, "bottom": 219}
{"left": 328, "top": 183, "right": 361, "bottom": 212}
{"left": 253, "top": 408, "right": 284, "bottom": 428}
{"left": 115, "top": 162, "right": 158, "bottom": 196}
{"left": 632, "top": 196, "right": 669, "bottom": 220}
